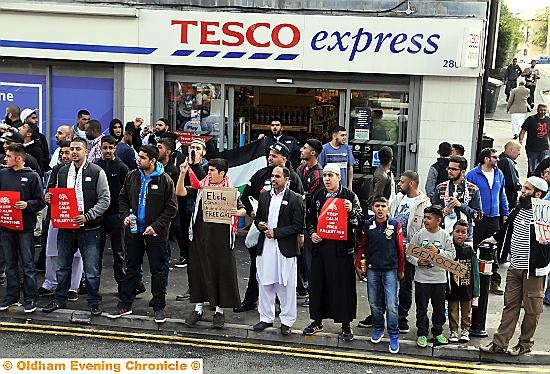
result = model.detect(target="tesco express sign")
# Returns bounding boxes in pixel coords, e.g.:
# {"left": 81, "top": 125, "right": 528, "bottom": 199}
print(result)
{"left": 2, "top": 9, "right": 483, "bottom": 77}
{"left": 169, "top": 19, "right": 441, "bottom": 63}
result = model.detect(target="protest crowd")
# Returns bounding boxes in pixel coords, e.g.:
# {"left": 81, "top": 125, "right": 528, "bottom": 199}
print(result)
{"left": 1, "top": 102, "right": 550, "bottom": 357}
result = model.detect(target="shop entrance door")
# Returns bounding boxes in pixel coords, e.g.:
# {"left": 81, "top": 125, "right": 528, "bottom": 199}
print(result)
{"left": 226, "top": 85, "right": 345, "bottom": 150}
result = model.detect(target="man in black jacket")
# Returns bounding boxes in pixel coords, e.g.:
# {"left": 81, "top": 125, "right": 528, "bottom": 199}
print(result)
{"left": 107, "top": 145, "right": 178, "bottom": 323}
{"left": 18, "top": 121, "right": 46, "bottom": 175}
{"left": 0, "top": 144, "right": 45, "bottom": 313}
{"left": 425, "top": 142, "right": 452, "bottom": 200}
{"left": 20, "top": 108, "right": 50, "bottom": 171}
{"left": 258, "top": 119, "right": 301, "bottom": 169}
{"left": 252, "top": 166, "right": 305, "bottom": 335}
{"left": 95, "top": 135, "right": 129, "bottom": 291}
{"left": 480, "top": 177, "right": 550, "bottom": 356}
{"left": 1, "top": 131, "right": 43, "bottom": 177}
{"left": 497, "top": 140, "right": 521, "bottom": 209}
{"left": 42, "top": 138, "right": 110, "bottom": 316}
{"left": 234, "top": 142, "right": 304, "bottom": 313}
{"left": 3, "top": 104, "right": 23, "bottom": 129}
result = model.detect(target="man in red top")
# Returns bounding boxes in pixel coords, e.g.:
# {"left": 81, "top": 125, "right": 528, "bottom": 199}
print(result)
{"left": 355, "top": 196, "right": 404, "bottom": 354}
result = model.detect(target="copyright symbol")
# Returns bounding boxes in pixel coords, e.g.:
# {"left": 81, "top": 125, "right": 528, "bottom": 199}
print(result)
{"left": 190, "top": 360, "right": 201, "bottom": 370}
{"left": 3, "top": 360, "right": 13, "bottom": 370}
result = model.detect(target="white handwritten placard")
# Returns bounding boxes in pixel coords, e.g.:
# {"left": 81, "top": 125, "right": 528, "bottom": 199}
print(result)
{"left": 202, "top": 186, "right": 237, "bottom": 224}
{"left": 532, "top": 198, "right": 550, "bottom": 243}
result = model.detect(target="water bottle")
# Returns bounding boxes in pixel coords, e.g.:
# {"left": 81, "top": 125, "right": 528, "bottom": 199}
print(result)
{"left": 129, "top": 209, "right": 138, "bottom": 234}
{"left": 447, "top": 185, "right": 458, "bottom": 220}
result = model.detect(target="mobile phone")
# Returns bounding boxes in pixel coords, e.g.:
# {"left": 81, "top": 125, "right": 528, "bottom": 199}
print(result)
{"left": 190, "top": 150, "right": 196, "bottom": 164}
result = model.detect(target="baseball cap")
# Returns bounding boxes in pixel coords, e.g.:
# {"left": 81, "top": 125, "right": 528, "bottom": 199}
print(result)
{"left": 269, "top": 142, "right": 290, "bottom": 158}
{"left": 323, "top": 164, "right": 341, "bottom": 175}
{"left": 527, "top": 176, "right": 548, "bottom": 192}
{"left": 0, "top": 131, "right": 24, "bottom": 144}
{"left": 20, "top": 108, "right": 39, "bottom": 122}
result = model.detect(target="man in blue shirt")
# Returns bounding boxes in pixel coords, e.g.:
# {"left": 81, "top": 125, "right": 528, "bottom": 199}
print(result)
{"left": 319, "top": 126, "right": 355, "bottom": 189}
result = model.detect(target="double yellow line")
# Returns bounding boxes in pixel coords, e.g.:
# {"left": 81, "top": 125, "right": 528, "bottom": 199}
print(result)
{"left": 0, "top": 321, "right": 544, "bottom": 373}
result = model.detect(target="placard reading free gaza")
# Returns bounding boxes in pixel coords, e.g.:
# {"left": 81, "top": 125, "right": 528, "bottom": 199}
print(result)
{"left": 202, "top": 186, "right": 237, "bottom": 224}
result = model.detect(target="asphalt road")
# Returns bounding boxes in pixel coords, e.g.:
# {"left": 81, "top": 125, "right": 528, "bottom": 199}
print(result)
{"left": 1, "top": 331, "right": 428, "bottom": 374}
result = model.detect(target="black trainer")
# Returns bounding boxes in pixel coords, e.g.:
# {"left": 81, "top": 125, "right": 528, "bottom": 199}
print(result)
{"left": 253, "top": 321, "right": 273, "bottom": 331}
{"left": 174, "top": 258, "right": 188, "bottom": 268}
{"left": 42, "top": 300, "right": 65, "bottom": 313}
{"left": 358, "top": 315, "right": 373, "bottom": 328}
{"left": 399, "top": 318, "right": 410, "bottom": 333}
{"left": 90, "top": 305, "right": 102, "bottom": 316}
{"left": 38, "top": 287, "right": 54, "bottom": 297}
{"left": 106, "top": 307, "right": 133, "bottom": 319}
{"left": 154, "top": 308, "right": 167, "bottom": 323}
{"left": 341, "top": 325, "right": 354, "bottom": 342}
{"left": 303, "top": 321, "right": 323, "bottom": 335}
{"left": 0, "top": 299, "right": 18, "bottom": 311}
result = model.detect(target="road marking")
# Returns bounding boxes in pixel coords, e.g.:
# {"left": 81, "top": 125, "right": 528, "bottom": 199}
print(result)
{"left": 0, "top": 322, "right": 546, "bottom": 373}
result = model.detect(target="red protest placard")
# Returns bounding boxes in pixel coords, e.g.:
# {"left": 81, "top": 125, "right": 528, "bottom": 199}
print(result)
{"left": 0, "top": 191, "right": 23, "bottom": 231}
{"left": 317, "top": 198, "right": 348, "bottom": 241}
{"left": 176, "top": 131, "right": 213, "bottom": 146}
{"left": 50, "top": 188, "right": 80, "bottom": 229}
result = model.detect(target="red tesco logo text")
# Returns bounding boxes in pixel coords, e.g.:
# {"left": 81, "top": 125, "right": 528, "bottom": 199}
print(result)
{"left": 171, "top": 20, "right": 301, "bottom": 48}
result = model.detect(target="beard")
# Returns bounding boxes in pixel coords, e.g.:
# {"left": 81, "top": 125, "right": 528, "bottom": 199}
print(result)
{"left": 518, "top": 194, "right": 533, "bottom": 209}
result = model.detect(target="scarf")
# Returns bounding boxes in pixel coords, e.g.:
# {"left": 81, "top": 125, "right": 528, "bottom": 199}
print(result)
{"left": 443, "top": 180, "right": 471, "bottom": 233}
{"left": 67, "top": 161, "right": 86, "bottom": 212}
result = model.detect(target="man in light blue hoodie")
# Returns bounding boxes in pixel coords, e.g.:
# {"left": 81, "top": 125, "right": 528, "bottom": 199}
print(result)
{"left": 108, "top": 145, "right": 178, "bottom": 324}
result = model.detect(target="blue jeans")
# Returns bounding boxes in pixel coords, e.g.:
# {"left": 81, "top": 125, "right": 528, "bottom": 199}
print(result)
{"left": 527, "top": 150, "right": 550, "bottom": 175}
{"left": 56, "top": 229, "right": 102, "bottom": 306}
{"left": 367, "top": 268, "right": 399, "bottom": 336}
{"left": 1, "top": 231, "right": 38, "bottom": 303}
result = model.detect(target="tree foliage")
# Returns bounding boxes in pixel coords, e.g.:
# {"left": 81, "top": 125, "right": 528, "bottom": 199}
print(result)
{"left": 532, "top": 7, "right": 549, "bottom": 50}
{"left": 495, "top": 3, "right": 524, "bottom": 69}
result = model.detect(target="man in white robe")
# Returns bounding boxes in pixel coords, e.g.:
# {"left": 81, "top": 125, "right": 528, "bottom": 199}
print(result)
{"left": 252, "top": 165, "right": 305, "bottom": 335}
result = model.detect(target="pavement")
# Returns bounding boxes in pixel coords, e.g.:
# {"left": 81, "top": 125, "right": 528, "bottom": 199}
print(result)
{"left": 2, "top": 66, "right": 550, "bottom": 365}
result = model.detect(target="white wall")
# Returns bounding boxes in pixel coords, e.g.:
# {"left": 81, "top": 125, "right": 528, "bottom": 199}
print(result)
{"left": 123, "top": 64, "right": 153, "bottom": 124}
{"left": 417, "top": 76, "right": 479, "bottom": 190}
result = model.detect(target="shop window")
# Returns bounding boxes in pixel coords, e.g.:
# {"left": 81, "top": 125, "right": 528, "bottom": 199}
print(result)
{"left": 165, "top": 81, "right": 223, "bottom": 147}
{"left": 50, "top": 76, "right": 114, "bottom": 145}
{"left": 0, "top": 73, "right": 46, "bottom": 134}
{"left": 233, "top": 86, "right": 340, "bottom": 146}
{"left": 348, "top": 90, "right": 408, "bottom": 177}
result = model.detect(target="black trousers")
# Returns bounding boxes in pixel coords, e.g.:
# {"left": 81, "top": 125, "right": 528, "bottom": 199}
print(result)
{"left": 398, "top": 261, "right": 415, "bottom": 321}
{"left": 99, "top": 214, "right": 126, "bottom": 283}
{"left": 415, "top": 282, "right": 446, "bottom": 337}
{"left": 243, "top": 245, "right": 259, "bottom": 303}
{"left": 527, "top": 84, "right": 536, "bottom": 107}
{"left": 473, "top": 216, "right": 501, "bottom": 286}
{"left": 119, "top": 236, "right": 169, "bottom": 311}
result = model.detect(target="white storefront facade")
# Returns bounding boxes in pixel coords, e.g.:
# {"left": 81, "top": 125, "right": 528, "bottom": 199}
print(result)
{"left": 0, "top": 2, "right": 486, "bottom": 187}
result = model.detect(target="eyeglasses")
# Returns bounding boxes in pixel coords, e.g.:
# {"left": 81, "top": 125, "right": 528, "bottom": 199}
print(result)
{"left": 446, "top": 167, "right": 461, "bottom": 171}
{"left": 489, "top": 156, "right": 498, "bottom": 159}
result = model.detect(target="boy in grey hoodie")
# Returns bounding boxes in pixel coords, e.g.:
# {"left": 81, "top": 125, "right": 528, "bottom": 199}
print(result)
{"left": 408, "top": 205, "right": 455, "bottom": 348}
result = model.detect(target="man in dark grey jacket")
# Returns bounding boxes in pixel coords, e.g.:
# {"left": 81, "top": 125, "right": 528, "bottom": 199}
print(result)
{"left": 42, "top": 138, "right": 110, "bottom": 316}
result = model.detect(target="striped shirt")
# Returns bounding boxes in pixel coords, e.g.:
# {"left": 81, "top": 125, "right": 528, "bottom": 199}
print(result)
{"left": 510, "top": 208, "right": 531, "bottom": 270}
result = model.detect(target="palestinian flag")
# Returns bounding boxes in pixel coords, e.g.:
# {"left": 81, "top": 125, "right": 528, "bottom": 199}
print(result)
{"left": 218, "top": 139, "right": 267, "bottom": 187}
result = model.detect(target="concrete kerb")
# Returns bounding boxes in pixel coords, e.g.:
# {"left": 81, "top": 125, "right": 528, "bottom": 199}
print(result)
{"left": 2, "top": 310, "right": 549, "bottom": 364}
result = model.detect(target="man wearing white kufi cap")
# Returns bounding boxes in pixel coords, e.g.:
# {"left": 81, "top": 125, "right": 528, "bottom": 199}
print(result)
{"left": 302, "top": 162, "right": 362, "bottom": 341}
{"left": 480, "top": 176, "right": 550, "bottom": 356}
